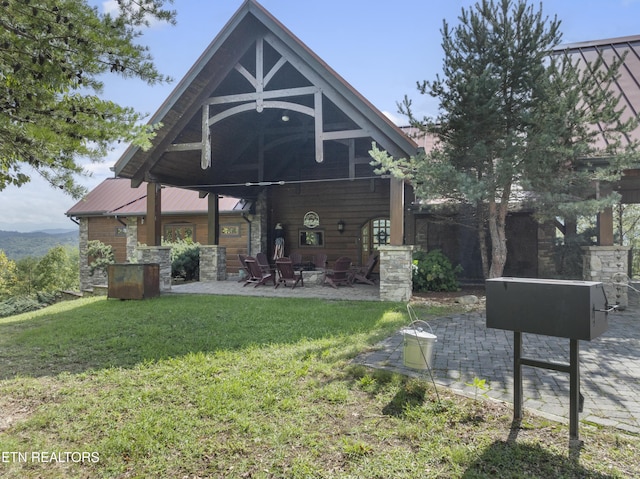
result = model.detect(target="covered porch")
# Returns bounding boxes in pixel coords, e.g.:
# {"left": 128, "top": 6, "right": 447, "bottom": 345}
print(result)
{"left": 112, "top": 1, "right": 418, "bottom": 301}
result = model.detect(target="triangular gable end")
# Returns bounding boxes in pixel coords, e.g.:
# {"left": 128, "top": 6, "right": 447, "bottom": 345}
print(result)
{"left": 113, "top": 0, "right": 417, "bottom": 199}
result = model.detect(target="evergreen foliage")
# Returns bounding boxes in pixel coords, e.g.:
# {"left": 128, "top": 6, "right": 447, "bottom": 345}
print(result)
{"left": 87, "top": 239, "right": 115, "bottom": 276}
{"left": 0, "top": 0, "right": 175, "bottom": 197}
{"left": 371, "top": 0, "right": 639, "bottom": 278}
{"left": 0, "top": 291, "right": 60, "bottom": 318}
{"left": 166, "top": 238, "right": 200, "bottom": 281}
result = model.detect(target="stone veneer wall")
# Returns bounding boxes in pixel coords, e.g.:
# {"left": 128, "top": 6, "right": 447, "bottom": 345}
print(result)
{"left": 582, "top": 245, "right": 630, "bottom": 308}
{"left": 136, "top": 246, "right": 172, "bottom": 292}
{"left": 200, "top": 245, "right": 227, "bottom": 281}
{"left": 125, "top": 217, "right": 138, "bottom": 261}
{"left": 78, "top": 218, "right": 100, "bottom": 291}
{"left": 254, "top": 190, "right": 268, "bottom": 254}
{"left": 537, "top": 221, "right": 557, "bottom": 278}
{"left": 379, "top": 245, "right": 413, "bottom": 302}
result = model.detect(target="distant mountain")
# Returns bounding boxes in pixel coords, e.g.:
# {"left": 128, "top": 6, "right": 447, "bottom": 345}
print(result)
{"left": 0, "top": 230, "right": 79, "bottom": 260}
{"left": 35, "top": 228, "right": 78, "bottom": 235}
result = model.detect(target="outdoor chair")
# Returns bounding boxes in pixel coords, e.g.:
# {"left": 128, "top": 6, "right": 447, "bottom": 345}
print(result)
{"left": 290, "top": 251, "right": 303, "bottom": 271}
{"left": 243, "top": 257, "right": 275, "bottom": 287}
{"left": 275, "top": 258, "right": 304, "bottom": 289}
{"left": 238, "top": 254, "right": 251, "bottom": 282}
{"left": 313, "top": 253, "right": 328, "bottom": 271}
{"left": 323, "top": 256, "right": 353, "bottom": 289}
{"left": 256, "top": 252, "right": 275, "bottom": 275}
{"left": 350, "top": 253, "right": 379, "bottom": 285}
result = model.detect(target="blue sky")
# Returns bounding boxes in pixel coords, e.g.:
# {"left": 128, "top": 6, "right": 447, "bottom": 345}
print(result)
{"left": 2, "top": 0, "right": 640, "bottom": 232}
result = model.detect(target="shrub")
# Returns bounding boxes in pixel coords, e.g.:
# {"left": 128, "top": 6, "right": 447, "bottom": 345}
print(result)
{"left": 0, "top": 291, "right": 60, "bottom": 318}
{"left": 412, "top": 249, "right": 462, "bottom": 292}
{"left": 166, "top": 239, "right": 200, "bottom": 281}
{"left": 87, "top": 240, "right": 115, "bottom": 276}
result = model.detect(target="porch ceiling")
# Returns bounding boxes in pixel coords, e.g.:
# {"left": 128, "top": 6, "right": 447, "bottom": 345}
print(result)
{"left": 113, "top": 0, "right": 417, "bottom": 200}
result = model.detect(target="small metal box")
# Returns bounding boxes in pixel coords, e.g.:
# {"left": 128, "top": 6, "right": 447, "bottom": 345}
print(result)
{"left": 107, "top": 263, "right": 160, "bottom": 300}
{"left": 486, "top": 277, "right": 609, "bottom": 340}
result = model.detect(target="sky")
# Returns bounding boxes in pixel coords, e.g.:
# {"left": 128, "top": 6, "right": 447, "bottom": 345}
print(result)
{"left": 2, "top": 0, "right": 640, "bottom": 232}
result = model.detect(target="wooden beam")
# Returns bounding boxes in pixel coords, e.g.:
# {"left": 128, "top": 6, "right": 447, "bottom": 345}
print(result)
{"left": 146, "top": 182, "right": 162, "bottom": 246}
{"left": 206, "top": 86, "right": 318, "bottom": 105}
{"left": 390, "top": 177, "right": 404, "bottom": 245}
{"left": 315, "top": 90, "right": 323, "bottom": 163}
{"left": 201, "top": 103, "right": 211, "bottom": 169}
{"left": 322, "top": 129, "right": 370, "bottom": 141}
{"left": 598, "top": 207, "right": 614, "bottom": 246}
{"left": 348, "top": 139, "right": 355, "bottom": 179}
{"left": 167, "top": 142, "right": 202, "bottom": 152}
{"left": 207, "top": 194, "right": 219, "bottom": 245}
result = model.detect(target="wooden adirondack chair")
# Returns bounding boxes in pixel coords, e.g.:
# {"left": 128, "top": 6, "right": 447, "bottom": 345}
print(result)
{"left": 323, "top": 256, "right": 353, "bottom": 289}
{"left": 238, "top": 254, "right": 251, "bottom": 282}
{"left": 243, "top": 257, "right": 275, "bottom": 287}
{"left": 350, "top": 254, "right": 379, "bottom": 285}
{"left": 256, "top": 252, "right": 275, "bottom": 275}
{"left": 275, "top": 258, "right": 304, "bottom": 289}
{"left": 313, "top": 253, "right": 328, "bottom": 271}
{"left": 290, "top": 251, "right": 303, "bottom": 271}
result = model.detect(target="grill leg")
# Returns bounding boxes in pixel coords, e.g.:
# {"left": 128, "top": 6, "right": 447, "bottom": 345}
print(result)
{"left": 514, "top": 331, "right": 523, "bottom": 421}
{"left": 569, "top": 339, "right": 581, "bottom": 443}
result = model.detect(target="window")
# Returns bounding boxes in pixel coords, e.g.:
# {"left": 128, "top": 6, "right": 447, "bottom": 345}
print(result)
{"left": 299, "top": 229, "right": 324, "bottom": 247}
{"left": 221, "top": 225, "right": 241, "bottom": 237}
{"left": 372, "top": 219, "right": 391, "bottom": 248}
{"left": 164, "top": 223, "right": 195, "bottom": 242}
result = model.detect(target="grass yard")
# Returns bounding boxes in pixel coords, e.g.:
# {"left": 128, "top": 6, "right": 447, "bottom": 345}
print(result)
{"left": 0, "top": 295, "right": 637, "bottom": 478}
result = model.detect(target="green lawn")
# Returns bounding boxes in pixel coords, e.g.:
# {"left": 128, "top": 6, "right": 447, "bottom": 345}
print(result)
{"left": 0, "top": 295, "right": 637, "bottom": 478}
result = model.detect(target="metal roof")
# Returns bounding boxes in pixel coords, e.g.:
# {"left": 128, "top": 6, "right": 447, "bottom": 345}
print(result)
{"left": 66, "top": 178, "right": 242, "bottom": 217}
{"left": 406, "top": 34, "right": 640, "bottom": 155}
{"left": 555, "top": 34, "right": 640, "bottom": 148}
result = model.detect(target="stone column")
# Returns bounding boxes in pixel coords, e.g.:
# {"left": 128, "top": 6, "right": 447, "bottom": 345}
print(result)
{"left": 200, "top": 245, "right": 227, "bottom": 281}
{"left": 582, "top": 245, "right": 630, "bottom": 309}
{"left": 136, "top": 246, "right": 172, "bottom": 292}
{"left": 78, "top": 217, "right": 92, "bottom": 291}
{"left": 254, "top": 190, "right": 268, "bottom": 254}
{"left": 379, "top": 245, "right": 413, "bottom": 302}
{"left": 126, "top": 217, "right": 138, "bottom": 262}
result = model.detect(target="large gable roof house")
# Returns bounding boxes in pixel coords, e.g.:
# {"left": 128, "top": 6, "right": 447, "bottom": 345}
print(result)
{"left": 105, "top": 0, "right": 420, "bottom": 300}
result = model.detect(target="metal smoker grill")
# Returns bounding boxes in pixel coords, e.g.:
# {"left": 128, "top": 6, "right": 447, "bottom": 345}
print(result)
{"left": 486, "top": 277, "right": 613, "bottom": 442}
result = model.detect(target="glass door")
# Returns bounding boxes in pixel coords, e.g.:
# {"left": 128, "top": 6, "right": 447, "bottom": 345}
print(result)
{"left": 360, "top": 218, "right": 390, "bottom": 267}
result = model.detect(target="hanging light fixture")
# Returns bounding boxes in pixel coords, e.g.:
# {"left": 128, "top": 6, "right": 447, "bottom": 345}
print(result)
{"left": 337, "top": 220, "right": 345, "bottom": 233}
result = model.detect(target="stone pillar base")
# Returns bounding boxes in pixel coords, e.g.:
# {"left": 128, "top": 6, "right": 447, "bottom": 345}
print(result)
{"left": 136, "top": 246, "right": 172, "bottom": 292}
{"left": 582, "top": 246, "right": 630, "bottom": 308}
{"left": 379, "top": 245, "right": 413, "bottom": 302}
{"left": 200, "top": 245, "right": 227, "bottom": 281}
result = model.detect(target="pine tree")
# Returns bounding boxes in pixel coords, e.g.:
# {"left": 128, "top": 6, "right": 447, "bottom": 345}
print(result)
{"left": 0, "top": 0, "right": 176, "bottom": 197}
{"left": 371, "top": 0, "right": 638, "bottom": 278}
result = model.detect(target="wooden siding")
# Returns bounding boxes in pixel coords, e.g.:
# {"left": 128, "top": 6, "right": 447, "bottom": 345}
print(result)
{"left": 268, "top": 178, "right": 391, "bottom": 266}
{"left": 88, "top": 217, "right": 128, "bottom": 263}
{"left": 89, "top": 214, "right": 248, "bottom": 274}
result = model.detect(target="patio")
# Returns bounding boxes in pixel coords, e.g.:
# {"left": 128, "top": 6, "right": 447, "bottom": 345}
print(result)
{"left": 169, "top": 274, "right": 380, "bottom": 301}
